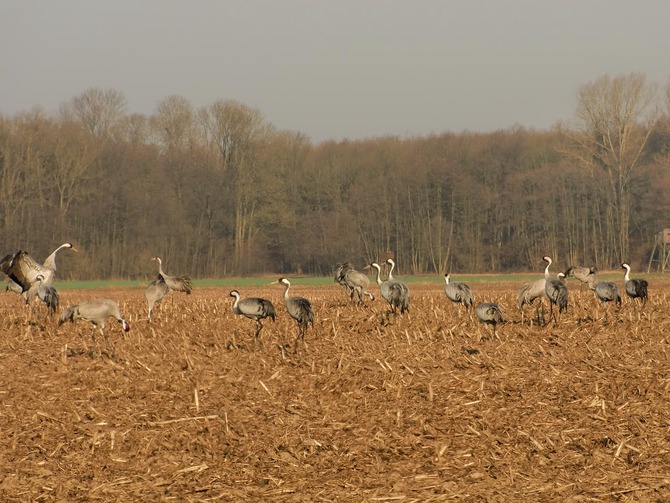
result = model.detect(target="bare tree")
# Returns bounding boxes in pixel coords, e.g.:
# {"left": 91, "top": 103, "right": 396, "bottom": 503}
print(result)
{"left": 64, "top": 88, "right": 126, "bottom": 138}
{"left": 200, "top": 100, "right": 273, "bottom": 273}
{"left": 572, "top": 73, "right": 658, "bottom": 260}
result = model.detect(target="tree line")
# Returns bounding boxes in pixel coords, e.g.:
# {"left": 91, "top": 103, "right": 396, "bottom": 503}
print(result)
{"left": 1, "top": 73, "right": 668, "bottom": 280}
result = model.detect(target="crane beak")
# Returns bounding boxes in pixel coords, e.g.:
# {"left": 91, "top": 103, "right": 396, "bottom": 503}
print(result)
{"left": 71, "top": 247, "right": 79, "bottom": 252}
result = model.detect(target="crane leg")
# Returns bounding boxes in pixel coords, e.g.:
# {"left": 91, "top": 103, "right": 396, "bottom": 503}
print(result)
{"left": 254, "top": 321, "right": 264, "bottom": 349}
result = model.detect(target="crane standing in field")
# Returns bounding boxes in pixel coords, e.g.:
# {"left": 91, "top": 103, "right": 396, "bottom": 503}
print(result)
{"left": 543, "top": 256, "right": 569, "bottom": 326}
{"left": 152, "top": 256, "right": 193, "bottom": 294}
{"left": 335, "top": 262, "right": 374, "bottom": 305}
{"left": 368, "top": 261, "right": 409, "bottom": 320}
{"left": 26, "top": 274, "right": 60, "bottom": 315}
{"left": 518, "top": 267, "right": 547, "bottom": 327}
{"left": 476, "top": 302, "right": 504, "bottom": 339}
{"left": 229, "top": 290, "right": 276, "bottom": 348}
{"left": 145, "top": 276, "right": 169, "bottom": 322}
{"left": 621, "top": 263, "right": 648, "bottom": 307}
{"left": 563, "top": 265, "right": 598, "bottom": 286}
{"left": 585, "top": 272, "right": 621, "bottom": 322}
{"left": 443, "top": 273, "right": 474, "bottom": 316}
{"left": 272, "top": 278, "right": 314, "bottom": 353}
{"left": 1, "top": 242, "right": 77, "bottom": 301}
{"left": 59, "top": 298, "right": 130, "bottom": 357}
{"left": 385, "top": 259, "right": 410, "bottom": 311}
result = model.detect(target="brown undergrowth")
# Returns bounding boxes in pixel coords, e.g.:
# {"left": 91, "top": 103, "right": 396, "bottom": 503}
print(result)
{"left": 0, "top": 279, "right": 669, "bottom": 501}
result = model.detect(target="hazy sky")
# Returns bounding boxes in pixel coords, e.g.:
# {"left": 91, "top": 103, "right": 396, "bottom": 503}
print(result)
{"left": 2, "top": 1, "right": 669, "bottom": 143}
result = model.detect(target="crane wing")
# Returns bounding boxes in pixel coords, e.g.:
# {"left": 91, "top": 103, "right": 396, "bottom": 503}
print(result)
{"left": 0, "top": 250, "right": 47, "bottom": 292}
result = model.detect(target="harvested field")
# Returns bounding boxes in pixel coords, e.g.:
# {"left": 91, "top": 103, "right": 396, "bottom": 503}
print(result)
{"left": 1, "top": 278, "right": 670, "bottom": 502}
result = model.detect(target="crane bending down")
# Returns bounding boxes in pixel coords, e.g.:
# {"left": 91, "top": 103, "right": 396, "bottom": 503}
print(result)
{"left": 152, "top": 257, "right": 192, "bottom": 294}
{"left": 368, "top": 262, "right": 409, "bottom": 318}
{"left": 476, "top": 302, "right": 504, "bottom": 339}
{"left": 334, "top": 262, "right": 374, "bottom": 304}
{"left": 543, "top": 256, "right": 569, "bottom": 325}
{"left": 444, "top": 273, "right": 474, "bottom": 315}
{"left": 272, "top": 278, "right": 313, "bottom": 353}
{"left": 621, "top": 263, "right": 648, "bottom": 308}
{"left": 230, "top": 290, "right": 276, "bottom": 347}
{"left": 59, "top": 298, "right": 130, "bottom": 356}
{"left": 145, "top": 276, "right": 169, "bottom": 322}
{"left": 1, "top": 242, "right": 77, "bottom": 299}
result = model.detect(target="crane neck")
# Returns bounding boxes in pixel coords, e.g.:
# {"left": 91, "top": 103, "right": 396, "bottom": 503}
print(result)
{"left": 543, "top": 260, "right": 552, "bottom": 279}
{"left": 623, "top": 267, "right": 631, "bottom": 282}
{"left": 372, "top": 264, "right": 382, "bottom": 285}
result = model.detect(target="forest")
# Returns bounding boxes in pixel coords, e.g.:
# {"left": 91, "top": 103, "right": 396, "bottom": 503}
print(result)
{"left": 1, "top": 73, "right": 669, "bottom": 280}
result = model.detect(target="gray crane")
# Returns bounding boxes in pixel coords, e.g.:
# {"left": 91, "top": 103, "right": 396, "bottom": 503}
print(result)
{"left": 621, "top": 263, "right": 648, "bottom": 308}
{"left": 145, "top": 276, "right": 169, "bottom": 322}
{"left": 334, "top": 262, "right": 374, "bottom": 305}
{"left": 26, "top": 274, "right": 59, "bottom": 315}
{"left": 152, "top": 256, "right": 192, "bottom": 294}
{"left": 543, "top": 256, "right": 569, "bottom": 325}
{"left": 229, "top": 290, "right": 276, "bottom": 347}
{"left": 518, "top": 273, "right": 547, "bottom": 326}
{"left": 443, "top": 273, "right": 474, "bottom": 315}
{"left": 476, "top": 302, "right": 504, "bottom": 339}
{"left": 386, "top": 259, "right": 410, "bottom": 310}
{"left": 369, "top": 262, "right": 409, "bottom": 317}
{"left": 563, "top": 265, "right": 598, "bottom": 285}
{"left": 59, "top": 298, "right": 130, "bottom": 356}
{"left": 1, "top": 242, "right": 77, "bottom": 299}
{"left": 272, "top": 278, "right": 314, "bottom": 352}
{"left": 585, "top": 272, "right": 621, "bottom": 322}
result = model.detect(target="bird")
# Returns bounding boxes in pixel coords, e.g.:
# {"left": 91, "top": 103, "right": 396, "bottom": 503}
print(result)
{"left": 369, "top": 262, "right": 409, "bottom": 318}
{"left": 543, "top": 256, "right": 569, "bottom": 325}
{"left": 26, "top": 274, "right": 60, "bottom": 315}
{"left": 443, "top": 273, "right": 475, "bottom": 315}
{"left": 272, "top": 278, "right": 313, "bottom": 353}
{"left": 518, "top": 274, "right": 547, "bottom": 326}
{"left": 59, "top": 298, "right": 130, "bottom": 356}
{"left": 385, "top": 258, "right": 410, "bottom": 310}
{"left": 563, "top": 265, "right": 598, "bottom": 285}
{"left": 621, "top": 263, "right": 648, "bottom": 308}
{"left": 585, "top": 272, "right": 621, "bottom": 322}
{"left": 476, "top": 302, "right": 504, "bottom": 339}
{"left": 0, "top": 242, "right": 77, "bottom": 299}
{"left": 151, "top": 256, "right": 192, "bottom": 294}
{"left": 335, "top": 262, "right": 374, "bottom": 305}
{"left": 229, "top": 290, "right": 276, "bottom": 347}
{"left": 145, "top": 276, "right": 169, "bottom": 322}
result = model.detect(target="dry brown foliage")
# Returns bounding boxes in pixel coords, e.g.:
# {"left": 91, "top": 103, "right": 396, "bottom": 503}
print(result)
{"left": 1, "top": 279, "right": 669, "bottom": 501}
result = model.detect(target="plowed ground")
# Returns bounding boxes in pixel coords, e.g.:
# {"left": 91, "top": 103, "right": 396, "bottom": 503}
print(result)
{"left": 1, "top": 279, "right": 669, "bottom": 502}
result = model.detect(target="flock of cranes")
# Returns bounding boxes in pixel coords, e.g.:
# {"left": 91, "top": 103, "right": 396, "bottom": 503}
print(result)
{"left": 0, "top": 243, "right": 653, "bottom": 355}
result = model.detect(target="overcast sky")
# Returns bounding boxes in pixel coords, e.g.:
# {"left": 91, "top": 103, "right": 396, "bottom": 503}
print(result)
{"left": 2, "top": 0, "right": 669, "bottom": 143}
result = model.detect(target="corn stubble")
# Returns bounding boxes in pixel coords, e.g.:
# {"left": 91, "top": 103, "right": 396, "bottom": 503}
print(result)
{"left": 1, "top": 279, "right": 669, "bottom": 501}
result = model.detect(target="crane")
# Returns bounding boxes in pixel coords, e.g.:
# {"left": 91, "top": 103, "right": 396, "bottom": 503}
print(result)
{"left": 443, "top": 273, "right": 474, "bottom": 315}
{"left": 585, "top": 273, "right": 621, "bottom": 322}
{"left": 272, "top": 278, "right": 313, "bottom": 353}
{"left": 145, "top": 276, "right": 169, "bottom": 322}
{"left": 229, "top": 290, "right": 276, "bottom": 347}
{"left": 563, "top": 265, "right": 597, "bottom": 285}
{"left": 476, "top": 302, "right": 504, "bottom": 339}
{"left": 1, "top": 242, "right": 77, "bottom": 298}
{"left": 368, "top": 262, "right": 409, "bottom": 318}
{"left": 518, "top": 273, "right": 547, "bottom": 326}
{"left": 543, "top": 256, "right": 569, "bottom": 325}
{"left": 335, "top": 262, "right": 374, "bottom": 304}
{"left": 151, "top": 257, "right": 192, "bottom": 294}
{"left": 385, "top": 259, "right": 410, "bottom": 311}
{"left": 621, "top": 263, "right": 648, "bottom": 308}
{"left": 59, "top": 298, "right": 130, "bottom": 356}
{"left": 26, "top": 274, "right": 59, "bottom": 315}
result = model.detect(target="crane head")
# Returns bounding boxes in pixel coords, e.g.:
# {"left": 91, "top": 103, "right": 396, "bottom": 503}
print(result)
{"left": 122, "top": 320, "right": 130, "bottom": 332}
{"left": 229, "top": 290, "right": 240, "bottom": 298}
